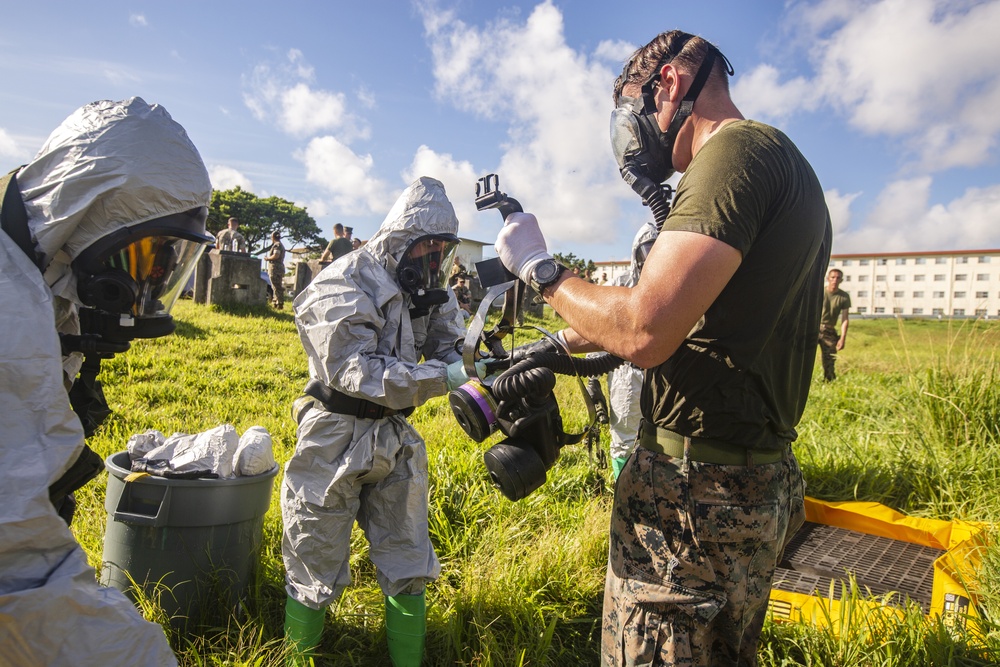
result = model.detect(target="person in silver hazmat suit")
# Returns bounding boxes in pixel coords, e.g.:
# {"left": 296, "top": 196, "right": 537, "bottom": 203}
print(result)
{"left": 0, "top": 98, "right": 214, "bottom": 666}
{"left": 281, "top": 176, "right": 473, "bottom": 666}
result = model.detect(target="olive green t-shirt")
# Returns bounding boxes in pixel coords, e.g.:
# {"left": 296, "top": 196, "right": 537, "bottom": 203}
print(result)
{"left": 642, "top": 121, "right": 832, "bottom": 450}
{"left": 821, "top": 288, "right": 851, "bottom": 330}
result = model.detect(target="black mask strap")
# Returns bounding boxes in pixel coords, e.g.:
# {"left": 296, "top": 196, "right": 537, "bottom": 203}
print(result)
{"left": 0, "top": 169, "right": 43, "bottom": 270}
{"left": 660, "top": 46, "right": 719, "bottom": 144}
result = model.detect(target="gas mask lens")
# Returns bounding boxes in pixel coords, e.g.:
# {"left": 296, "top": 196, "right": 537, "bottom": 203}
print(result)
{"left": 396, "top": 234, "right": 459, "bottom": 295}
{"left": 610, "top": 103, "right": 643, "bottom": 170}
{"left": 101, "top": 235, "right": 207, "bottom": 317}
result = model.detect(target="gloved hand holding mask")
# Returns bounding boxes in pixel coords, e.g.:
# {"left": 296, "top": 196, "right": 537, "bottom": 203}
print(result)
{"left": 446, "top": 359, "right": 488, "bottom": 391}
{"left": 494, "top": 212, "right": 552, "bottom": 285}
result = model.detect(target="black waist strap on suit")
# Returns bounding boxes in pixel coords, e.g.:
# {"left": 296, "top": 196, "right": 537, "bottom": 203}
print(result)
{"left": 304, "top": 380, "right": 414, "bottom": 420}
{"left": 637, "top": 419, "right": 786, "bottom": 466}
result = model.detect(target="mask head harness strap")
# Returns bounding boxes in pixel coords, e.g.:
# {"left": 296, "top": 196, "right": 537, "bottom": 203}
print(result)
{"left": 638, "top": 40, "right": 734, "bottom": 142}
{"left": 0, "top": 169, "right": 43, "bottom": 270}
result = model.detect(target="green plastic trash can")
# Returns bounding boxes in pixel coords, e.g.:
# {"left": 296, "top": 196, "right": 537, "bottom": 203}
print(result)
{"left": 100, "top": 451, "right": 278, "bottom": 629}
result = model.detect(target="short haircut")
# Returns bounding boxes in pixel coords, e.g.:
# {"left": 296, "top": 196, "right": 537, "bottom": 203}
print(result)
{"left": 228, "top": 217, "right": 239, "bottom": 225}
{"left": 828, "top": 268, "right": 844, "bottom": 278}
{"left": 334, "top": 223, "right": 345, "bottom": 235}
{"left": 614, "top": 30, "right": 730, "bottom": 105}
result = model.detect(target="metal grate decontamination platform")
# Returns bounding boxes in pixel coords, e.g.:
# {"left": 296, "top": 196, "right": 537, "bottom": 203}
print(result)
{"left": 772, "top": 521, "right": 945, "bottom": 613}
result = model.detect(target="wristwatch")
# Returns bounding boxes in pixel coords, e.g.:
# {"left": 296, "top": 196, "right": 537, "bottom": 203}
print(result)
{"left": 529, "top": 258, "right": 566, "bottom": 294}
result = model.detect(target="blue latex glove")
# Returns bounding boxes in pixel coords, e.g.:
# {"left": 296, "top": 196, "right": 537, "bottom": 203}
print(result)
{"left": 446, "top": 360, "right": 487, "bottom": 391}
{"left": 494, "top": 212, "right": 553, "bottom": 284}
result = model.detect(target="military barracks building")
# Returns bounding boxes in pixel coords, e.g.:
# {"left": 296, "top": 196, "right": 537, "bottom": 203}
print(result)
{"left": 828, "top": 249, "right": 1000, "bottom": 318}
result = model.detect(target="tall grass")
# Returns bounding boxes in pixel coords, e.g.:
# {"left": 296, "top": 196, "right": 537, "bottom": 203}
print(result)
{"left": 74, "top": 302, "right": 1000, "bottom": 665}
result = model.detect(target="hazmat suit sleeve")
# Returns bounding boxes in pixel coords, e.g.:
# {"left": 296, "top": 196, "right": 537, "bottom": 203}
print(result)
{"left": 294, "top": 253, "right": 453, "bottom": 411}
{"left": 422, "top": 291, "right": 465, "bottom": 365}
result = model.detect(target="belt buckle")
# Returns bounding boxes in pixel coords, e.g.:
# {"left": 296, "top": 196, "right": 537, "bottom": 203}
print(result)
{"left": 358, "top": 401, "right": 386, "bottom": 420}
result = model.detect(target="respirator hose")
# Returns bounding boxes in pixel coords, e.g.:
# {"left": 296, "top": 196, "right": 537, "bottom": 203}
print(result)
{"left": 492, "top": 362, "right": 556, "bottom": 401}
{"left": 491, "top": 351, "right": 626, "bottom": 402}
{"left": 646, "top": 187, "right": 671, "bottom": 230}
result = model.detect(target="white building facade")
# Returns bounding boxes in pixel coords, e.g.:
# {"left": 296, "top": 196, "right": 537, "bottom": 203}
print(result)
{"left": 829, "top": 249, "right": 1000, "bottom": 318}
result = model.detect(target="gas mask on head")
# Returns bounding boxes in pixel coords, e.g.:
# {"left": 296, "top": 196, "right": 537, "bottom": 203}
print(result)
{"left": 71, "top": 207, "right": 213, "bottom": 343}
{"left": 396, "top": 233, "right": 459, "bottom": 317}
{"left": 610, "top": 43, "right": 732, "bottom": 228}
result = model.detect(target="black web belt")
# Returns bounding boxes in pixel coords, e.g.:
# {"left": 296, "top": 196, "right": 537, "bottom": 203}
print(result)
{"left": 304, "top": 379, "right": 414, "bottom": 420}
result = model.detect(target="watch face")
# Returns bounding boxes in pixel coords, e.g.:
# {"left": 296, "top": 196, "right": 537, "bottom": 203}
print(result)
{"left": 535, "top": 260, "right": 560, "bottom": 283}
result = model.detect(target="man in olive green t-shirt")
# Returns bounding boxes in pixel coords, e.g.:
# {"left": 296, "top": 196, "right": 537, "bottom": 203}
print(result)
{"left": 495, "top": 29, "right": 830, "bottom": 666}
{"left": 819, "top": 268, "right": 851, "bottom": 381}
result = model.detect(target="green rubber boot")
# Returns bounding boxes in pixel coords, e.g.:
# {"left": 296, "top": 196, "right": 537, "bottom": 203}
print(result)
{"left": 284, "top": 595, "right": 325, "bottom": 665}
{"left": 612, "top": 456, "right": 630, "bottom": 480}
{"left": 385, "top": 592, "right": 426, "bottom": 667}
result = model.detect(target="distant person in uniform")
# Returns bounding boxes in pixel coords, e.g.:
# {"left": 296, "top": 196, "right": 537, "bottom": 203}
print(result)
{"left": 352, "top": 237, "right": 364, "bottom": 251}
{"left": 216, "top": 216, "right": 248, "bottom": 253}
{"left": 319, "top": 223, "right": 353, "bottom": 263}
{"left": 818, "top": 268, "right": 851, "bottom": 381}
{"left": 264, "top": 230, "right": 286, "bottom": 309}
{"left": 453, "top": 276, "right": 472, "bottom": 315}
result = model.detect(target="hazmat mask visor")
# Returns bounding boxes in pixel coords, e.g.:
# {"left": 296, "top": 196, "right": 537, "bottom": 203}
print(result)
{"left": 610, "top": 97, "right": 674, "bottom": 186}
{"left": 74, "top": 207, "right": 213, "bottom": 318}
{"left": 396, "top": 233, "right": 460, "bottom": 296}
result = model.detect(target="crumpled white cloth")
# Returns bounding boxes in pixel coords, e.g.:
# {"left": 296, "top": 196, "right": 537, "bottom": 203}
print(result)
{"left": 127, "top": 424, "right": 274, "bottom": 478}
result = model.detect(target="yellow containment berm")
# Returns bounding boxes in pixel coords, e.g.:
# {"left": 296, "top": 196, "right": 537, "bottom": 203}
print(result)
{"left": 768, "top": 497, "right": 988, "bottom": 632}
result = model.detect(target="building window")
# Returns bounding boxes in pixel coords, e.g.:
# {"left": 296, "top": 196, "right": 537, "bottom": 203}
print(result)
{"left": 915, "top": 258, "right": 926, "bottom": 265}
{"left": 936, "top": 257, "right": 947, "bottom": 264}
{"left": 957, "top": 257, "right": 968, "bottom": 264}
{"left": 913, "top": 308, "right": 924, "bottom": 315}
{"left": 894, "top": 275, "right": 905, "bottom": 282}
{"left": 893, "top": 307, "right": 903, "bottom": 314}
{"left": 858, "top": 306, "right": 868, "bottom": 314}
{"left": 893, "top": 291, "right": 904, "bottom": 298}
{"left": 857, "top": 290, "right": 869, "bottom": 297}
{"left": 977, "top": 291, "right": 989, "bottom": 299}
{"left": 859, "top": 275, "right": 869, "bottom": 282}
{"left": 976, "top": 308, "right": 987, "bottom": 316}
{"left": 934, "top": 291, "right": 945, "bottom": 298}
{"left": 913, "top": 291, "right": 924, "bottom": 298}
{"left": 934, "top": 275, "right": 946, "bottom": 281}
{"left": 876, "top": 275, "right": 886, "bottom": 282}
{"left": 977, "top": 273, "right": 990, "bottom": 280}
{"left": 877, "top": 259, "right": 888, "bottom": 265}
{"left": 860, "top": 259, "right": 870, "bottom": 266}
{"left": 875, "top": 307, "right": 885, "bottom": 314}
{"left": 895, "top": 258, "right": 906, "bottom": 265}
{"left": 876, "top": 291, "right": 886, "bottom": 298}
{"left": 914, "top": 274, "right": 926, "bottom": 281}
{"left": 955, "top": 274, "right": 967, "bottom": 281}
{"left": 955, "top": 291, "right": 966, "bottom": 298}
{"left": 979, "top": 256, "right": 991, "bottom": 264}
{"left": 844, "top": 275, "right": 851, "bottom": 281}
{"left": 842, "top": 259, "right": 852, "bottom": 266}
{"left": 954, "top": 308, "right": 965, "bottom": 316}
{"left": 932, "top": 308, "right": 944, "bottom": 315}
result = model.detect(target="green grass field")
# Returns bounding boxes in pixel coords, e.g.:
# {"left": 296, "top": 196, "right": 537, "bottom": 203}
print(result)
{"left": 74, "top": 300, "right": 1000, "bottom": 666}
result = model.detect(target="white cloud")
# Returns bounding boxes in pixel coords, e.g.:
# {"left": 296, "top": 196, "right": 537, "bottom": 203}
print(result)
{"left": 0, "top": 128, "right": 24, "bottom": 160}
{"left": 731, "top": 64, "right": 818, "bottom": 122}
{"left": 419, "top": 0, "right": 641, "bottom": 250}
{"left": 836, "top": 177, "right": 1000, "bottom": 253}
{"left": 243, "top": 49, "right": 368, "bottom": 140}
{"left": 824, "top": 188, "right": 860, "bottom": 237}
{"left": 297, "top": 135, "right": 394, "bottom": 216}
{"left": 129, "top": 14, "right": 147, "bottom": 28}
{"left": 402, "top": 145, "right": 482, "bottom": 238}
{"left": 749, "top": 0, "right": 1000, "bottom": 171}
{"left": 208, "top": 165, "right": 253, "bottom": 192}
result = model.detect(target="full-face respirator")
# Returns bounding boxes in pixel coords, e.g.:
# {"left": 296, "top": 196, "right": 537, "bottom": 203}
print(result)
{"left": 610, "top": 40, "right": 732, "bottom": 229}
{"left": 447, "top": 175, "right": 624, "bottom": 501}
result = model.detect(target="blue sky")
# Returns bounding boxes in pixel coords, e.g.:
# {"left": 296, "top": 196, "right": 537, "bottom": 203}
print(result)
{"left": 1, "top": 1, "right": 998, "bottom": 262}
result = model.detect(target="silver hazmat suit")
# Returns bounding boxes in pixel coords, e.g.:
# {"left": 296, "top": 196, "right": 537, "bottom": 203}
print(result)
{"left": 282, "top": 177, "right": 465, "bottom": 608}
{"left": 0, "top": 98, "right": 211, "bottom": 666}
{"left": 607, "top": 222, "right": 659, "bottom": 460}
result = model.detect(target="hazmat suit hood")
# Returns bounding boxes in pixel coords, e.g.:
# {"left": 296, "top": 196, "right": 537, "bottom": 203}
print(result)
{"left": 16, "top": 97, "right": 212, "bottom": 306}
{"left": 365, "top": 177, "right": 460, "bottom": 271}
{"left": 627, "top": 221, "right": 659, "bottom": 287}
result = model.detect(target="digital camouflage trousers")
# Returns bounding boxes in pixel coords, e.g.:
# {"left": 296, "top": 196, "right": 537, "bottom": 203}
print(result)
{"left": 601, "top": 445, "right": 805, "bottom": 667}
{"left": 817, "top": 328, "right": 840, "bottom": 381}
